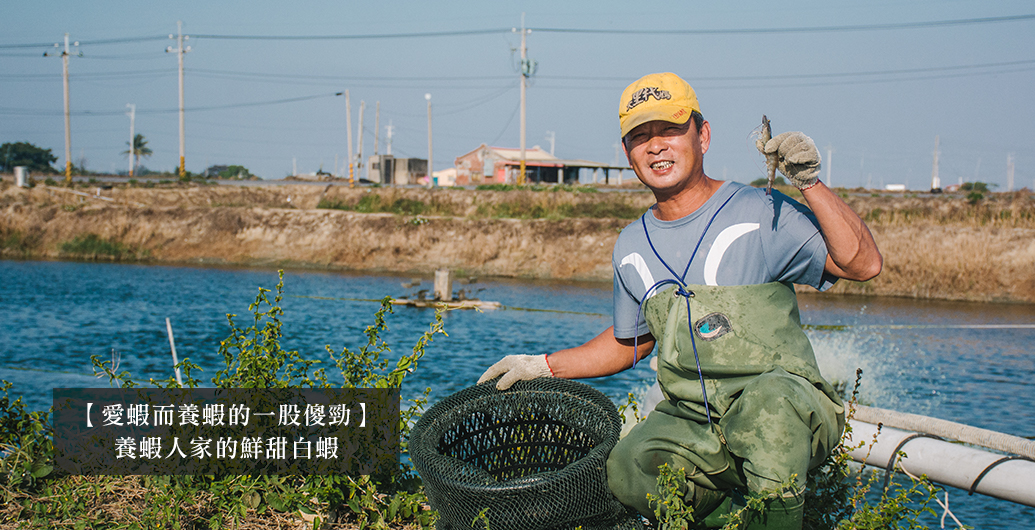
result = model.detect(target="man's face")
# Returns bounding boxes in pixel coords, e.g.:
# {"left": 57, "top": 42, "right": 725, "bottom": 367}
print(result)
{"left": 623, "top": 118, "right": 710, "bottom": 196}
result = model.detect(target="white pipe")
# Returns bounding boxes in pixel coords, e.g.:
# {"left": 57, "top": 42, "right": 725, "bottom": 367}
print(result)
{"left": 847, "top": 420, "right": 1035, "bottom": 507}
{"left": 166, "top": 318, "right": 183, "bottom": 386}
{"left": 853, "top": 404, "right": 1035, "bottom": 459}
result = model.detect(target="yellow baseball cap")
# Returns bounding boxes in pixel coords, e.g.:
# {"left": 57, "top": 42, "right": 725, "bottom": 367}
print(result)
{"left": 619, "top": 72, "right": 700, "bottom": 138}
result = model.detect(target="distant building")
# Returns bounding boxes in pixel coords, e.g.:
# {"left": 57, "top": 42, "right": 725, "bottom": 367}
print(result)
{"left": 454, "top": 144, "right": 626, "bottom": 186}
{"left": 433, "top": 167, "right": 457, "bottom": 187}
{"left": 366, "top": 155, "right": 428, "bottom": 185}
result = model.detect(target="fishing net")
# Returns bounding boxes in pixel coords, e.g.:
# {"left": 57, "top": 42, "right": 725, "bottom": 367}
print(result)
{"left": 410, "top": 377, "right": 644, "bottom": 530}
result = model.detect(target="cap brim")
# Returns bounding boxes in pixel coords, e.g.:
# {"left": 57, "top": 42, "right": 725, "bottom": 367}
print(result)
{"left": 620, "top": 105, "right": 694, "bottom": 138}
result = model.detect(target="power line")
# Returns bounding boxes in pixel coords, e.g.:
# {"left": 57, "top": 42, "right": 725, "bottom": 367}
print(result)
{"left": 0, "top": 35, "right": 168, "bottom": 49}
{"left": 533, "top": 62, "right": 1035, "bottom": 90}
{"left": 539, "top": 58, "right": 1035, "bottom": 83}
{"left": 532, "top": 13, "right": 1035, "bottom": 35}
{"left": 0, "top": 68, "right": 173, "bottom": 81}
{"left": 192, "top": 28, "right": 509, "bottom": 40}
{"left": 189, "top": 67, "right": 512, "bottom": 82}
{"left": 4, "top": 12, "right": 1031, "bottom": 49}
{"left": 0, "top": 92, "right": 342, "bottom": 117}
{"left": 6, "top": 56, "right": 1012, "bottom": 85}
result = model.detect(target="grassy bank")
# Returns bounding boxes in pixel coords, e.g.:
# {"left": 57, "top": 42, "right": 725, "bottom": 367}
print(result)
{"left": 2, "top": 179, "right": 1034, "bottom": 302}
{"left": 317, "top": 184, "right": 650, "bottom": 220}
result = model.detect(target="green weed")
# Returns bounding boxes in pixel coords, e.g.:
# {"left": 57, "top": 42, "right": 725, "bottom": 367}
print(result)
{"left": 474, "top": 183, "right": 598, "bottom": 193}
{"left": 60, "top": 233, "right": 148, "bottom": 260}
{"left": 1, "top": 271, "right": 445, "bottom": 529}
{"left": 642, "top": 369, "right": 948, "bottom": 529}
{"left": 0, "top": 229, "right": 40, "bottom": 255}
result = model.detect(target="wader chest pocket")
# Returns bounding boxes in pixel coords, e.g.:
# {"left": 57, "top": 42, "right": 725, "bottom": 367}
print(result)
{"left": 694, "top": 313, "right": 732, "bottom": 341}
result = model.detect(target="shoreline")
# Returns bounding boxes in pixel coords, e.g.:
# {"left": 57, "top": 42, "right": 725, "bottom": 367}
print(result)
{"left": 2, "top": 182, "right": 1033, "bottom": 304}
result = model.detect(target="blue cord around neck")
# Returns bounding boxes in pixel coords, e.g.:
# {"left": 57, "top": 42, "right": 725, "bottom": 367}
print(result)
{"left": 631, "top": 187, "right": 741, "bottom": 425}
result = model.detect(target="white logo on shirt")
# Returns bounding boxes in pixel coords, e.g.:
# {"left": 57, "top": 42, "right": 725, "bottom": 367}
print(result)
{"left": 703, "top": 223, "right": 760, "bottom": 286}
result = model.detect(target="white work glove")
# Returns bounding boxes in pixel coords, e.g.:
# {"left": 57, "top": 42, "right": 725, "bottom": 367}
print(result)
{"left": 758, "top": 131, "right": 821, "bottom": 190}
{"left": 477, "top": 354, "right": 553, "bottom": 390}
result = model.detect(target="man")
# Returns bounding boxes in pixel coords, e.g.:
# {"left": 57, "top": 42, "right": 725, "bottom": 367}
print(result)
{"left": 479, "top": 72, "right": 881, "bottom": 528}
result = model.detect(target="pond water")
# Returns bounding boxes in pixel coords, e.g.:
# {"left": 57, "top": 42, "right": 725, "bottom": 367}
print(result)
{"left": 1, "top": 260, "right": 1032, "bottom": 528}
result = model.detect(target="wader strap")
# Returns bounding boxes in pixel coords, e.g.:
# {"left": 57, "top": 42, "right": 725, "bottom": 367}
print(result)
{"left": 630, "top": 188, "right": 742, "bottom": 426}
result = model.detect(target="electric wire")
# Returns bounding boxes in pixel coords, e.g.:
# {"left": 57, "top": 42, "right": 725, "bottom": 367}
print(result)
{"left": 0, "top": 68, "right": 172, "bottom": 81}
{"left": 490, "top": 100, "right": 521, "bottom": 146}
{"left": 538, "top": 58, "right": 1035, "bottom": 83}
{"left": 0, "top": 35, "right": 169, "bottom": 49}
{"left": 531, "top": 13, "right": 1035, "bottom": 35}
{"left": 191, "top": 28, "right": 510, "bottom": 40}
{"left": 6, "top": 58, "right": 1031, "bottom": 91}
{"left": 4, "top": 12, "right": 1032, "bottom": 49}
{"left": 189, "top": 68, "right": 512, "bottom": 82}
{"left": 0, "top": 92, "right": 341, "bottom": 117}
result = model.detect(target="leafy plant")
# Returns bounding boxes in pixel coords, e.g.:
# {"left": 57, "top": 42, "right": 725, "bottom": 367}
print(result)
{"left": 647, "top": 463, "right": 695, "bottom": 529}
{"left": 60, "top": 233, "right": 148, "bottom": 261}
{"left": 643, "top": 368, "right": 947, "bottom": 529}
{"left": 2, "top": 271, "right": 445, "bottom": 529}
{"left": 0, "top": 382, "right": 54, "bottom": 493}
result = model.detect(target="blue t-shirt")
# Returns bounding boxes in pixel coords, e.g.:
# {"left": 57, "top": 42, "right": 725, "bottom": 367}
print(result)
{"left": 613, "top": 181, "right": 834, "bottom": 339}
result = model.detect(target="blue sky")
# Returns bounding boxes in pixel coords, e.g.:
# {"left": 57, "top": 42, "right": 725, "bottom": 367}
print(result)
{"left": 2, "top": 1, "right": 1034, "bottom": 190}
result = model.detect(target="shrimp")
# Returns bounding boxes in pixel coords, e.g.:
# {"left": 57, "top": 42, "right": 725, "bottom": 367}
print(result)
{"left": 756, "top": 115, "right": 778, "bottom": 196}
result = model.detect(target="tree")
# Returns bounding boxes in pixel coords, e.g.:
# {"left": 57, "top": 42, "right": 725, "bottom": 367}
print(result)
{"left": 0, "top": 142, "right": 58, "bottom": 174}
{"left": 122, "top": 134, "right": 153, "bottom": 172}
{"left": 750, "top": 176, "right": 787, "bottom": 188}
{"left": 206, "top": 164, "right": 255, "bottom": 180}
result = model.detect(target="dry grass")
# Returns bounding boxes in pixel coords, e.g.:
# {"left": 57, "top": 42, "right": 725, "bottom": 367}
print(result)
{"left": 4, "top": 180, "right": 1034, "bottom": 302}
{"left": 818, "top": 190, "right": 1035, "bottom": 302}
{"left": 0, "top": 475, "right": 427, "bottom": 530}
{"left": 841, "top": 190, "right": 1035, "bottom": 228}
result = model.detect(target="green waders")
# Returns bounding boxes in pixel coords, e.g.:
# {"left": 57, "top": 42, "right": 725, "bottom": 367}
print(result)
{"left": 606, "top": 282, "right": 844, "bottom": 529}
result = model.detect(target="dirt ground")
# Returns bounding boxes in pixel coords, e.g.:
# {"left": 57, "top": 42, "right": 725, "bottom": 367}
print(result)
{"left": 2, "top": 181, "right": 1033, "bottom": 303}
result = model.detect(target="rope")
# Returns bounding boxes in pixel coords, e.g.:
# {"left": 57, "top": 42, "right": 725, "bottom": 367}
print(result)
{"left": 898, "top": 466, "right": 967, "bottom": 530}
{"left": 882, "top": 432, "right": 943, "bottom": 492}
{"left": 630, "top": 189, "right": 743, "bottom": 426}
{"left": 967, "top": 455, "right": 1035, "bottom": 496}
{"left": 886, "top": 434, "right": 971, "bottom": 529}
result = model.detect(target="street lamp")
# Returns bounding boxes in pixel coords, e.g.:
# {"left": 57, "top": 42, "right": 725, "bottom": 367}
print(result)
{"left": 425, "top": 93, "right": 433, "bottom": 188}
{"left": 126, "top": 103, "right": 135, "bottom": 177}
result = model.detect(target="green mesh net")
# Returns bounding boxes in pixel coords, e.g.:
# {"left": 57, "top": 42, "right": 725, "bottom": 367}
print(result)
{"left": 410, "top": 378, "right": 645, "bottom": 530}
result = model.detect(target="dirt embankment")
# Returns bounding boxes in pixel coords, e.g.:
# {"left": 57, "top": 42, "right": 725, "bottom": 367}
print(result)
{"left": 2, "top": 182, "right": 1034, "bottom": 303}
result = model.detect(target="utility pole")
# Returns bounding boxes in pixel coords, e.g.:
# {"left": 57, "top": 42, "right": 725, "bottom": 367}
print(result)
{"left": 372, "top": 101, "right": 380, "bottom": 183}
{"left": 1007, "top": 153, "right": 1015, "bottom": 192}
{"left": 356, "top": 101, "right": 366, "bottom": 181}
{"left": 930, "top": 136, "right": 941, "bottom": 192}
{"left": 373, "top": 101, "right": 380, "bottom": 156}
{"left": 546, "top": 131, "right": 555, "bottom": 156}
{"left": 513, "top": 14, "right": 535, "bottom": 185}
{"left": 344, "top": 90, "right": 354, "bottom": 188}
{"left": 126, "top": 104, "right": 135, "bottom": 177}
{"left": 44, "top": 34, "right": 80, "bottom": 183}
{"left": 425, "top": 93, "right": 433, "bottom": 188}
{"left": 166, "top": 21, "right": 191, "bottom": 178}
